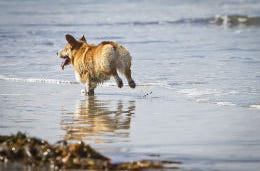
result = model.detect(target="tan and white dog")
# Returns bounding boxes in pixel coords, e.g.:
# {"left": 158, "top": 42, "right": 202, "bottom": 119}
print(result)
{"left": 57, "top": 34, "right": 136, "bottom": 95}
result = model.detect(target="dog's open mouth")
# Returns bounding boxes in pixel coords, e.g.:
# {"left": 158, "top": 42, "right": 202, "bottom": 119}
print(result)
{"left": 60, "top": 56, "right": 70, "bottom": 70}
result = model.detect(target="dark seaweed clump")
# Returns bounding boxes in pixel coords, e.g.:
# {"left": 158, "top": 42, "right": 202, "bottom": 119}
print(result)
{"left": 0, "top": 132, "right": 180, "bottom": 170}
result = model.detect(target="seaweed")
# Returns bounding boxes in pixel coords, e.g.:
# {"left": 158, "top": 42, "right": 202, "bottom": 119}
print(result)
{"left": 0, "top": 132, "right": 180, "bottom": 170}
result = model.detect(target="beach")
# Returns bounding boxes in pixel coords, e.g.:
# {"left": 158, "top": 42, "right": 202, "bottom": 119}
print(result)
{"left": 1, "top": 81, "right": 260, "bottom": 170}
{"left": 1, "top": 0, "right": 260, "bottom": 170}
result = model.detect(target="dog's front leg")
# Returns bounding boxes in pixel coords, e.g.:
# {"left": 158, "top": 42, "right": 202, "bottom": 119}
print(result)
{"left": 85, "top": 79, "right": 96, "bottom": 96}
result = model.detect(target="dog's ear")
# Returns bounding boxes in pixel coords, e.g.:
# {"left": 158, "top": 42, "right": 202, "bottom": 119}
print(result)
{"left": 65, "top": 34, "right": 80, "bottom": 48}
{"left": 79, "top": 35, "right": 87, "bottom": 42}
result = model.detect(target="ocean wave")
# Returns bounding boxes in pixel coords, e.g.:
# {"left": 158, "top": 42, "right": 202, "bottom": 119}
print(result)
{"left": 208, "top": 15, "right": 260, "bottom": 27}
{"left": 124, "top": 15, "right": 260, "bottom": 27}
{"left": 167, "top": 15, "right": 260, "bottom": 27}
{"left": 3, "top": 15, "right": 260, "bottom": 28}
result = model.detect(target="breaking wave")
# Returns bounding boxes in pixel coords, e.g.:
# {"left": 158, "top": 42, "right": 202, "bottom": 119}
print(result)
{"left": 114, "top": 15, "right": 260, "bottom": 27}
{"left": 207, "top": 15, "right": 260, "bottom": 27}
{"left": 5, "top": 15, "right": 260, "bottom": 27}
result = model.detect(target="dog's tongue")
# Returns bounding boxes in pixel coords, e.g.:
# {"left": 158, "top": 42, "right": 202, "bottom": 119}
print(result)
{"left": 61, "top": 57, "right": 69, "bottom": 70}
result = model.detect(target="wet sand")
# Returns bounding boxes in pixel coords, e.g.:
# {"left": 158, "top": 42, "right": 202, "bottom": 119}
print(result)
{"left": 1, "top": 80, "right": 260, "bottom": 171}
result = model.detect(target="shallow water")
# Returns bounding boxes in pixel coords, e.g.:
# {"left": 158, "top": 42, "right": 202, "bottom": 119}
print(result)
{"left": 1, "top": 0, "right": 260, "bottom": 171}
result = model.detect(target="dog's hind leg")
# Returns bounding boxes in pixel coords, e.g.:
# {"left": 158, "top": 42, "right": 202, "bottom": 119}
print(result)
{"left": 112, "top": 70, "right": 123, "bottom": 88}
{"left": 124, "top": 68, "right": 136, "bottom": 88}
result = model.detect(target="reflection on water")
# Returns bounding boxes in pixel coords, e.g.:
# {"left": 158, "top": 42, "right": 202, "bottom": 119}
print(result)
{"left": 61, "top": 96, "right": 135, "bottom": 144}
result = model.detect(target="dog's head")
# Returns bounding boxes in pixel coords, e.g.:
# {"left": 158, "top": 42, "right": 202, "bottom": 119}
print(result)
{"left": 57, "top": 34, "right": 87, "bottom": 70}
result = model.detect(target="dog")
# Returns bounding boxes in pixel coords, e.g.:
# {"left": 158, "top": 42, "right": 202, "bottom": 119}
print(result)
{"left": 57, "top": 34, "right": 136, "bottom": 95}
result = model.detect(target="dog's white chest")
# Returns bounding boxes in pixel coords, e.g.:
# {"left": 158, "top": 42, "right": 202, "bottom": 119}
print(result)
{"left": 74, "top": 71, "right": 81, "bottom": 82}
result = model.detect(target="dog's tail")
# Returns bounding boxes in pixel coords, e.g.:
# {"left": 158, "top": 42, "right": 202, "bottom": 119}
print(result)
{"left": 114, "top": 44, "right": 132, "bottom": 74}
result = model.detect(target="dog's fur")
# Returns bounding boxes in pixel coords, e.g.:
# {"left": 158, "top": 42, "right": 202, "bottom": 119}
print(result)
{"left": 57, "top": 34, "right": 136, "bottom": 95}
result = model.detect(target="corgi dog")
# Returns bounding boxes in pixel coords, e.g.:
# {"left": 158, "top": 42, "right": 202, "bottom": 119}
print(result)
{"left": 57, "top": 34, "right": 136, "bottom": 95}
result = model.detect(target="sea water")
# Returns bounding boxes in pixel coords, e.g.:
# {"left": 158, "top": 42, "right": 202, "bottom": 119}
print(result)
{"left": 0, "top": 0, "right": 260, "bottom": 171}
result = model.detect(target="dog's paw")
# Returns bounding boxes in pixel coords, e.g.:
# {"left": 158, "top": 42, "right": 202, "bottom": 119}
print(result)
{"left": 129, "top": 80, "right": 136, "bottom": 88}
{"left": 88, "top": 89, "right": 95, "bottom": 96}
{"left": 117, "top": 80, "right": 123, "bottom": 88}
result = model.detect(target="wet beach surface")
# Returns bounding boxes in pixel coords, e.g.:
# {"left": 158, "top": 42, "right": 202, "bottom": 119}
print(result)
{"left": 1, "top": 0, "right": 260, "bottom": 170}
{"left": 1, "top": 82, "right": 260, "bottom": 170}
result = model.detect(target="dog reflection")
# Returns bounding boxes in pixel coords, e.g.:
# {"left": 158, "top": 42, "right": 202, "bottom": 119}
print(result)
{"left": 61, "top": 96, "right": 135, "bottom": 143}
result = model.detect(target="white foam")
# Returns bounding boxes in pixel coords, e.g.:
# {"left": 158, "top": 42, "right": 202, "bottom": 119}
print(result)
{"left": 177, "top": 88, "right": 239, "bottom": 97}
{"left": 0, "top": 93, "right": 34, "bottom": 96}
{"left": 177, "top": 88, "right": 220, "bottom": 97}
{"left": 0, "top": 75, "right": 79, "bottom": 85}
{"left": 100, "top": 82, "right": 117, "bottom": 87}
{"left": 137, "top": 82, "right": 168, "bottom": 87}
{"left": 215, "top": 101, "right": 236, "bottom": 107}
{"left": 158, "top": 84, "right": 177, "bottom": 90}
{"left": 227, "top": 90, "right": 239, "bottom": 95}
{"left": 195, "top": 98, "right": 209, "bottom": 103}
{"left": 249, "top": 105, "right": 260, "bottom": 110}
{"left": 177, "top": 88, "right": 240, "bottom": 107}
{"left": 0, "top": 74, "right": 170, "bottom": 88}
